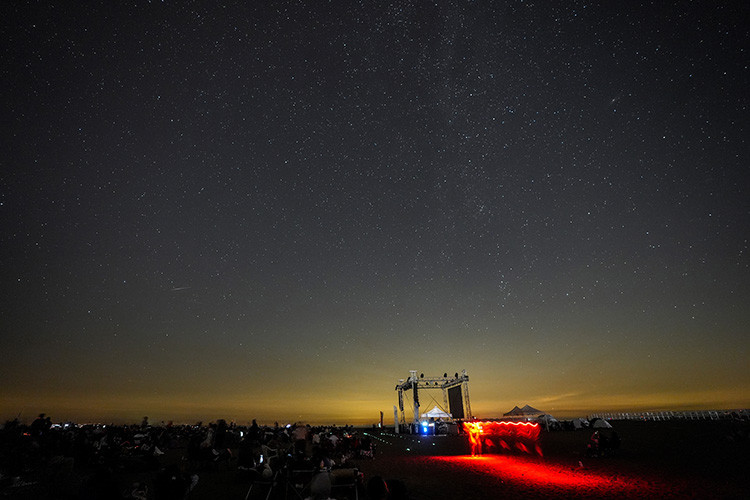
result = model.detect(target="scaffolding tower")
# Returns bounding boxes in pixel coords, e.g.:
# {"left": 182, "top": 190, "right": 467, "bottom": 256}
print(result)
{"left": 395, "top": 369, "right": 472, "bottom": 430}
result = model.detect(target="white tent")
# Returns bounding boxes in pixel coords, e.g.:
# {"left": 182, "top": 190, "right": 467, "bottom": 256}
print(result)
{"left": 421, "top": 406, "right": 451, "bottom": 419}
{"left": 591, "top": 418, "right": 613, "bottom": 428}
{"left": 572, "top": 417, "right": 589, "bottom": 429}
{"left": 537, "top": 414, "right": 559, "bottom": 430}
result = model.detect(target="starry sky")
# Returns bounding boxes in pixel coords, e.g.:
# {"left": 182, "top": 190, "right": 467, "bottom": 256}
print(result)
{"left": 1, "top": 1, "right": 748, "bottom": 425}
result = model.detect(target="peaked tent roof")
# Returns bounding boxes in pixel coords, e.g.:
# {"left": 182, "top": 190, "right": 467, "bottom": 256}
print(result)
{"left": 504, "top": 404, "right": 543, "bottom": 416}
{"left": 421, "top": 406, "right": 452, "bottom": 419}
{"left": 504, "top": 406, "right": 523, "bottom": 415}
{"left": 590, "top": 418, "right": 613, "bottom": 428}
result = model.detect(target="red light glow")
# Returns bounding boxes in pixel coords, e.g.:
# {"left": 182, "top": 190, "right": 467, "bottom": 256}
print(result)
{"left": 431, "top": 455, "right": 659, "bottom": 496}
{"left": 463, "top": 420, "right": 541, "bottom": 456}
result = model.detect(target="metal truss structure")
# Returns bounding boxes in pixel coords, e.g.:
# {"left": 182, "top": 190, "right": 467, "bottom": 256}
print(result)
{"left": 394, "top": 369, "right": 472, "bottom": 429}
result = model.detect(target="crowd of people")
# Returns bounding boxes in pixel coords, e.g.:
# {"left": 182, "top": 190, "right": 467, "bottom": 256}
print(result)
{"left": 0, "top": 414, "right": 393, "bottom": 499}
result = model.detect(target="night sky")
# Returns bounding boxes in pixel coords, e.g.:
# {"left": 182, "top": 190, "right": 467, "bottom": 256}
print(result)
{"left": 2, "top": 1, "right": 748, "bottom": 425}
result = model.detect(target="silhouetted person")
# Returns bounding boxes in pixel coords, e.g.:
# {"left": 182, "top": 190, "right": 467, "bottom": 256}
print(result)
{"left": 249, "top": 419, "right": 260, "bottom": 442}
{"left": 30, "top": 413, "right": 47, "bottom": 437}
{"left": 587, "top": 430, "right": 600, "bottom": 457}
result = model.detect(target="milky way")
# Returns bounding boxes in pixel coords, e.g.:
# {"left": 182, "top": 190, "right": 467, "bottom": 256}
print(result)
{"left": 1, "top": 1, "right": 747, "bottom": 424}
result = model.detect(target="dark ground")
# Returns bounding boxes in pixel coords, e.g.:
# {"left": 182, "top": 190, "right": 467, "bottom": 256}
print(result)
{"left": 2, "top": 419, "right": 748, "bottom": 499}
{"left": 353, "top": 419, "right": 749, "bottom": 499}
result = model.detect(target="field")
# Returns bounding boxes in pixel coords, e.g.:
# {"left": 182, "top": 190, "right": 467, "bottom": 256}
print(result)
{"left": 2, "top": 419, "right": 747, "bottom": 499}
{"left": 179, "top": 419, "right": 748, "bottom": 499}
{"left": 352, "top": 419, "right": 749, "bottom": 499}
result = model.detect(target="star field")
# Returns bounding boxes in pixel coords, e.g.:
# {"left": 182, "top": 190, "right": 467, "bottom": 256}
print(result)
{"left": 1, "top": 1, "right": 748, "bottom": 424}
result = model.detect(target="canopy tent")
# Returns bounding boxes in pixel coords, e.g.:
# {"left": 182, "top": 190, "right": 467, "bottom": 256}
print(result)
{"left": 421, "top": 406, "right": 452, "bottom": 419}
{"left": 504, "top": 404, "right": 544, "bottom": 417}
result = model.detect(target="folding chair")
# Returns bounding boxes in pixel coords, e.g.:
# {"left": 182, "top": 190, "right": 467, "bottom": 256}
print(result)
{"left": 243, "top": 469, "right": 278, "bottom": 500}
{"left": 284, "top": 468, "right": 317, "bottom": 500}
{"left": 330, "top": 467, "right": 360, "bottom": 500}
{"left": 262, "top": 444, "right": 279, "bottom": 457}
